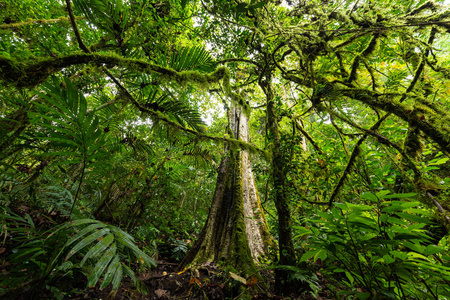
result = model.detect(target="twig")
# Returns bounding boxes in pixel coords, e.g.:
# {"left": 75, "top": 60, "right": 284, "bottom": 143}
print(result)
{"left": 427, "top": 192, "right": 450, "bottom": 223}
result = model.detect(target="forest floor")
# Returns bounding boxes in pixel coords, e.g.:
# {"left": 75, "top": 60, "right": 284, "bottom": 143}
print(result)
{"left": 88, "top": 259, "right": 332, "bottom": 300}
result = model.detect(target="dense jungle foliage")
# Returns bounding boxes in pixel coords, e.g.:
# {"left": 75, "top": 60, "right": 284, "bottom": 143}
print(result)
{"left": 1, "top": 0, "right": 450, "bottom": 299}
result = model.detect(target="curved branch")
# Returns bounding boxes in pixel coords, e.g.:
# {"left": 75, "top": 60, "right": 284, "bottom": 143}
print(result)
{"left": 326, "top": 108, "right": 421, "bottom": 179}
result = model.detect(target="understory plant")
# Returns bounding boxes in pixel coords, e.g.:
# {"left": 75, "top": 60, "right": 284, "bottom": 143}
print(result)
{"left": 296, "top": 191, "right": 450, "bottom": 299}
{"left": 0, "top": 209, "right": 156, "bottom": 299}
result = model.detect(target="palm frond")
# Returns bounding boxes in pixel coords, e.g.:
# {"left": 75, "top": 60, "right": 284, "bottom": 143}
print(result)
{"left": 59, "top": 218, "right": 156, "bottom": 290}
{"left": 72, "top": 0, "right": 132, "bottom": 36}
{"left": 30, "top": 77, "right": 105, "bottom": 165}
{"left": 169, "top": 46, "right": 217, "bottom": 72}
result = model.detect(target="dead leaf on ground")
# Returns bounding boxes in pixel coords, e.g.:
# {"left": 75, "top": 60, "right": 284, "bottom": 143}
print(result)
{"left": 189, "top": 277, "right": 202, "bottom": 286}
{"left": 154, "top": 289, "right": 168, "bottom": 298}
{"left": 229, "top": 271, "right": 247, "bottom": 285}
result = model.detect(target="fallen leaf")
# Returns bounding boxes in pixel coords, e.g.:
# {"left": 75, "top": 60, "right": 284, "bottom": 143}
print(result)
{"left": 155, "top": 289, "right": 168, "bottom": 298}
{"left": 229, "top": 271, "right": 247, "bottom": 285}
{"left": 246, "top": 276, "right": 258, "bottom": 287}
{"left": 189, "top": 277, "right": 202, "bottom": 286}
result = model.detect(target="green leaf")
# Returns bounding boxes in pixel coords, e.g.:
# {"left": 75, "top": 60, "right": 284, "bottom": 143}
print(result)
{"left": 111, "top": 262, "right": 124, "bottom": 290}
{"left": 65, "top": 222, "right": 105, "bottom": 247}
{"left": 80, "top": 233, "right": 115, "bottom": 266}
{"left": 100, "top": 254, "right": 120, "bottom": 289}
{"left": 383, "top": 254, "right": 395, "bottom": 264}
{"left": 361, "top": 192, "right": 378, "bottom": 202}
{"left": 300, "top": 250, "right": 320, "bottom": 262}
{"left": 428, "top": 157, "right": 449, "bottom": 165}
{"left": 345, "top": 271, "right": 354, "bottom": 284}
{"left": 424, "top": 245, "right": 444, "bottom": 255}
{"left": 88, "top": 243, "right": 117, "bottom": 287}
{"left": 395, "top": 212, "right": 431, "bottom": 224}
{"left": 66, "top": 228, "right": 110, "bottom": 260}
{"left": 382, "top": 193, "right": 417, "bottom": 199}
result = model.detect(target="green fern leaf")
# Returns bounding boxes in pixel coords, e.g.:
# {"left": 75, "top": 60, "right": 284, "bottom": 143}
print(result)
{"left": 170, "top": 46, "right": 216, "bottom": 72}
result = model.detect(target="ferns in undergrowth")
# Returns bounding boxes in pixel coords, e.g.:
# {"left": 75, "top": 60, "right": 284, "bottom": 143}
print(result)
{"left": 0, "top": 209, "right": 156, "bottom": 297}
{"left": 0, "top": 76, "right": 158, "bottom": 297}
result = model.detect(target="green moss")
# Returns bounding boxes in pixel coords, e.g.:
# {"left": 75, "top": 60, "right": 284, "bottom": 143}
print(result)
{"left": 403, "top": 120, "right": 423, "bottom": 163}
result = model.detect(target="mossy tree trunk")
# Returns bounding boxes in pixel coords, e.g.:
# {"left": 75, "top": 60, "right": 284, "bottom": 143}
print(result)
{"left": 179, "top": 105, "right": 272, "bottom": 276}
{"left": 260, "top": 75, "right": 297, "bottom": 294}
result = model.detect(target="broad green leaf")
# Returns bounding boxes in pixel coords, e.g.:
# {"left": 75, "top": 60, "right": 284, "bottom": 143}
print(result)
{"left": 300, "top": 250, "right": 320, "bottom": 262}
{"left": 395, "top": 212, "right": 431, "bottom": 224}
{"left": 424, "top": 245, "right": 444, "bottom": 255}
{"left": 361, "top": 192, "right": 377, "bottom": 202}
{"left": 382, "top": 254, "right": 395, "bottom": 264}
{"left": 382, "top": 193, "right": 417, "bottom": 199}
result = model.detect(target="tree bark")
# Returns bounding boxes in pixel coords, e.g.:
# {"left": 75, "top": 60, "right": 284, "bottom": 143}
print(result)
{"left": 179, "top": 105, "right": 272, "bottom": 276}
{"left": 261, "top": 77, "right": 297, "bottom": 293}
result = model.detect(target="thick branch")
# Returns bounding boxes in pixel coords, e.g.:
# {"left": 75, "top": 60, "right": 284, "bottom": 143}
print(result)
{"left": 0, "top": 53, "right": 228, "bottom": 88}
{"left": 0, "top": 16, "right": 84, "bottom": 29}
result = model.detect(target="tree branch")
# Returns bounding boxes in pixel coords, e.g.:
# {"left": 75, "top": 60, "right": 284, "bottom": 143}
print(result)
{"left": 65, "top": 0, "right": 90, "bottom": 53}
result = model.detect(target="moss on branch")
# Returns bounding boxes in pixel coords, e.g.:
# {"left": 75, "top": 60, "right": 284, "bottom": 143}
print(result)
{"left": 0, "top": 53, "right": 228, "bottom": 88}
{"left": 339, "top": 88, "right": 450, "bottom": 153}
{"left": 0, "top": 16, "right": 84, "bottom": 29}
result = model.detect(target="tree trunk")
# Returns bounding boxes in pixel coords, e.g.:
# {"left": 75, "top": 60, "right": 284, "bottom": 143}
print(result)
{"left": 261, "top": 77, "right": 297, "bottom": 293}
{"left": 179, "top": 106, "right": 272, "bottom": 276}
